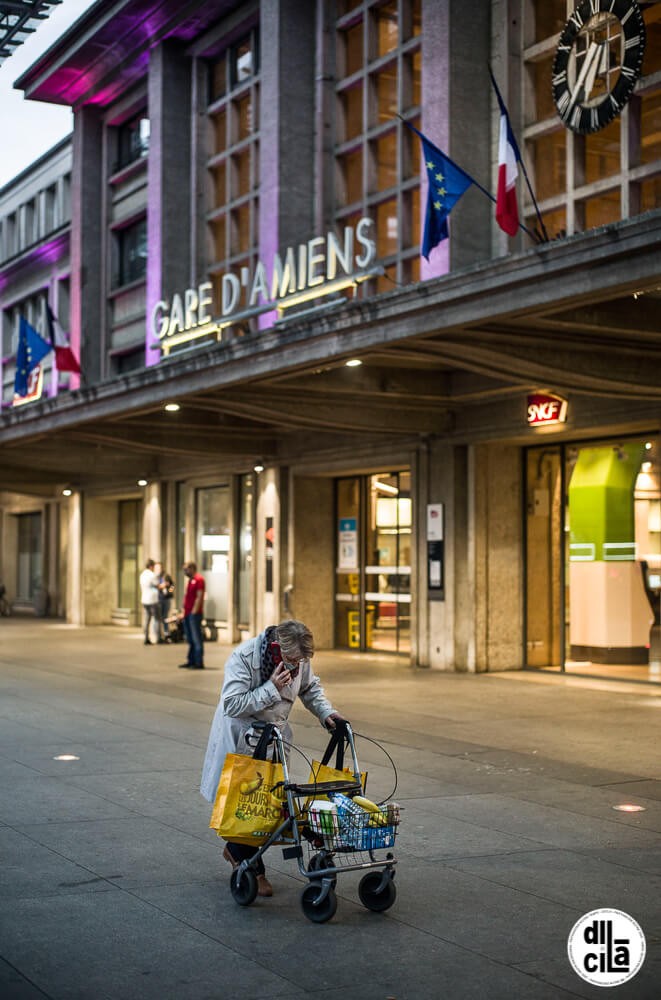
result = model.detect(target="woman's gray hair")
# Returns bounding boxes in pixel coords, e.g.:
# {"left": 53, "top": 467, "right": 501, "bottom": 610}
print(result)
{"left": 276, "top": 619, "right": 314, "bottom": 660}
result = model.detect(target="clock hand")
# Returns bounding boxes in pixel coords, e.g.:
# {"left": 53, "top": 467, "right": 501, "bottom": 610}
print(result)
{"left": 566, "top": 40, "right": 602, "bottom": 117}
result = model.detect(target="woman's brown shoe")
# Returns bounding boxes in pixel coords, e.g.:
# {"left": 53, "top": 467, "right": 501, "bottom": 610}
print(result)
{"left": 222, "top": 846, "right": 239, "bottom": 870}
{"left": 257, "top": 874, "right": 273, "bottom": 897}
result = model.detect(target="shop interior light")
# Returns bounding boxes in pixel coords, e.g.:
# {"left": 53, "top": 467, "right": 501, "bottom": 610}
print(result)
{"left": 62, "top": 488, "right": 72, "bottom": 497}
{"left": 164, "top": 402, "right": 180, "bottom": 412}
{"left": 137, "top": 479, "right": 148, "bottom": 487}
{"left": 346, "top": 358, "right": 362, "bottom": 367}
{"left": 374, "top": 480, "right": 399, "bottom": 495}
{"left": 253, "top": 460, "right": 265, "bottom": 473}
{"left": 642, "top": 461, "right": 652, "bottom": 472}
{"left": 612, "top": 803, "right": 646, "bottom": 813}
{"left": 645, "top": 441, "right": 653, "bottom": 450}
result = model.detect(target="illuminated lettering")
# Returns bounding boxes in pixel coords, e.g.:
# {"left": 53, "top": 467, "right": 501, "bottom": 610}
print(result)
{"left": 356, "top": 217, "right": 376, "bottom": 267}
{"left": 307, "top": 236, "right": 326, "bottom": 287}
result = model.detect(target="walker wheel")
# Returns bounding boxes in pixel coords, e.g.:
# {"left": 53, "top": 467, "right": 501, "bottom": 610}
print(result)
{"left": 358, "top": 871, "right": 396, "bottom": 912}
{"left": 230, "top": 867, "right": 258, "bottom": 906}
{"left": 307, "top": 852, "right": 337, "bottom": 887}
{"left": 301, "top": 883, "right": 338, "bottom": 923}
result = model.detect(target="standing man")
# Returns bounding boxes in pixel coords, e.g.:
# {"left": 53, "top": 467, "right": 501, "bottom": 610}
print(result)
{"left": 179, "top": 561, "right": 205, "bottom": 669}
{"left": 139, "top": 559, "right": 159, "bottom": 646}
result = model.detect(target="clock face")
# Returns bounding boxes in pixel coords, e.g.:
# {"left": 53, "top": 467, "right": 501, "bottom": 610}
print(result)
{"left": 552, "top": 0, "right": 646, "bottom": 134}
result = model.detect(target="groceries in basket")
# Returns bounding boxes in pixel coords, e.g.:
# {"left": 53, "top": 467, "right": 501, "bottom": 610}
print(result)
{"left": 324, "top": 792, "right": 400, "bottom": 850}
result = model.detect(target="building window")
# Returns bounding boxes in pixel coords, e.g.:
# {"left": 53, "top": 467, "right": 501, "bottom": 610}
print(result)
{"left": 206, "top": 28, "right": 260, "bottom": 315}
{"left": 116, "top": 113, "right": 150, "bottom": 172}
{"left": 522, "top": 0, "right": 661, "bottom": 237}
{"left": 334, "top": 0, "right": 422, "bottom": 294}
{"left": 116, "top": 217, "right": 147, "bottom": 287}
{"left": 44, "top": 184, "right": 57, "bottom": 233}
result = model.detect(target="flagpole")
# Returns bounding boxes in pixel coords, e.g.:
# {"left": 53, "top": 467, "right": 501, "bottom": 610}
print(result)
{"left": 487, "top": 66, "right": 549, "bottom": 243}
{"left": 400, "top": 116, "right": 538, "bottom": 242}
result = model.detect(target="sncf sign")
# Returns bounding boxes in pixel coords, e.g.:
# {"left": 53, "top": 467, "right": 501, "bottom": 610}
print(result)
{"left": 527, "top": 393, "right": 568, "bottom": 427}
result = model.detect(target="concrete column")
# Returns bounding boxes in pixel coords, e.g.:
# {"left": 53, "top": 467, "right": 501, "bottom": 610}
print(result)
{"left": 146, "top": 41, "right": 193, "bottom": 365}
{"left": 70, "top": 106, "right": 104, "bottom": 386}
{"left": 255, "top": 467, "right": 281, "bottom": 631}
{"left": 66, "top": 492, "right": 83, "bottom": 625}
{"left": 259, "top": 0, "right": 316, "bottom": 320}
{"left": 421, "top": 0, "right": 491, "bottom": 274}
{"left": 46, "top": 501, "right": 59, "bottom": 616}
{"left": 142, "top": 483, "right": 162, "bottom": 563}
{"left": 291, "top": 475, "right": 334, "bottom": 647}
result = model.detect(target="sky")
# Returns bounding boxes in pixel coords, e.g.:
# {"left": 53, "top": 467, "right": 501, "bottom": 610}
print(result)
{"left": 0, "top": 0, "right": 95, "bottom": 188}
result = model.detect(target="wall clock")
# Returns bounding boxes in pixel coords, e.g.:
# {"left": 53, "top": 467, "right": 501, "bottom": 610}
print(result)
{"left": 552, "top": 0, "right": 646, "bottom": 134}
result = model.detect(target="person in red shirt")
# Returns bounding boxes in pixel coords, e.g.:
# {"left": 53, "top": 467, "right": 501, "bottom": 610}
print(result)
{"left": 178, "top": 561, "right": 205, "bottom": 669}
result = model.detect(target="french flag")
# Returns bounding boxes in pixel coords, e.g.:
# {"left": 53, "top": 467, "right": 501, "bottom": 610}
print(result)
{"left": 491, "top": 71, "right": 520, "bottom": 238}
{"left": 47, "top": 304, "right": 80, "bottom": 374}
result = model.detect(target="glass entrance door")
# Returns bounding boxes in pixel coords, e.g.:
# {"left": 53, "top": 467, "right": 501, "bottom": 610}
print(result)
{"left": 334, "top": 470, "right": 411, "bottom": 654}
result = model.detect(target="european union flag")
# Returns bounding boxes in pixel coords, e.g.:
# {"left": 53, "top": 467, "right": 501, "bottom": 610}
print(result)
{"left": 14, "top": 316, "right": 53, "bottom": 397}
{"left": 407, "top": 123, "right": 475, "bottom": 259}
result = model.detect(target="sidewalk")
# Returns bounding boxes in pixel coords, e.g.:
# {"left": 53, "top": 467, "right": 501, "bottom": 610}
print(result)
{"left": 0, "top": 619, "right": 659, "bottom": 1000}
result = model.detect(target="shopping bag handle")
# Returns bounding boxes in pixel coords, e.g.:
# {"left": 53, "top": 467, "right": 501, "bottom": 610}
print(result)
{"left": 251, "top": 722, "right": 277, "bottom": 761}
{"left": 320, "top": 718, "right": 349, "bottom": 770}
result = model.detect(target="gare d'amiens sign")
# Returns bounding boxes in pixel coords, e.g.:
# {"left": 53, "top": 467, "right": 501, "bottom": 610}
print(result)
{"left": 152, "top": 217, "right": 377, "bottom": 356}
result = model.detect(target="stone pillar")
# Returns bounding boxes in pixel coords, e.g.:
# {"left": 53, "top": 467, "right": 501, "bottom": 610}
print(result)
{"left": 421, "top": 0, "right": 491, "bottom": 275}
{"left": 259, "top": 0, "right": 316, "bottom": 326}
{"left": 70, "top": 106, "right": 104, "bottom": 386}
{"left": 146, "top": 41, "right": 193, "bottom": 365}
{"left": 66, "top": 492, "right": 83, "bottom": 625}
{"left": 291, "top": 475, "right": 334, "bottom": 647}
{"left": 142, "top": 483, "right": 162, "bottom": 563}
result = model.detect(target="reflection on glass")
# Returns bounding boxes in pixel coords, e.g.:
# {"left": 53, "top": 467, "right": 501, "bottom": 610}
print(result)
{"left": 211, "top": 216, "right": 226, "bottom": 261}
{"left": 232, "top": 149, "right": 251, "bottom": 197}
{"left": 376, "top": 199, "right": 398, "bottom": 256}
{"left": 641, "top": 91, "right": 661, "bottom": 164}
{"left": 376, "top": 1, "right": 398, "bottom": 57}
{"left": 374, "top": 64, "right": 398, "bottom": 125}
{"left": 528, "top": 131, "right": 566, "bottom": 202}
{"left": 231, "top": 204, "right": 251, "bottom": 253}
{"left": 338, "top": 148, "right": 363, "bottom": 204}
{"left": 342, "top": 20, "right": 363, "bottom": 76}
{"left": 373, "top": 130, "right": 397, "bottom": 192}
{"left": 341, "top": 84, "right": 363, "bottom": 141}
{"left": 582, "top": 190, "right": 621, "bottom": 230}
{"left": 210, "top": 55, "right": 226, "bottom": 102}
{"left": 197, "top": 485, "right": 230, "bottom": 621}
{"left": 213, "top": 110, "right": 226, "bottom": 154}
{"left": 212, "top": 162, "right": 226, "bottom": 205}
{"left": 585, "top": 118, "right": 620, "bottom": 184}
{"left": 533, "top": 0, "right": 568, "bottom": 43}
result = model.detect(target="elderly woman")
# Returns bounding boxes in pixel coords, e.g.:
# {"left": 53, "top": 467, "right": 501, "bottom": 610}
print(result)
{"left": 200, "top": 619, "right": 343, "bottom": 897}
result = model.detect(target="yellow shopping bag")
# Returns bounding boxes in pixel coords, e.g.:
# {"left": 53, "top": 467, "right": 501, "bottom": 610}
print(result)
{"left": 209, "top": 752, "right": 286, "bottom": 846}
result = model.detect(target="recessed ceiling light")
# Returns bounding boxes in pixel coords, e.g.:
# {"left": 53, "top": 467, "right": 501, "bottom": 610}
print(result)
{"left": 253, "top": 461, "right": 264, "bottom": 473}
{"left": 62, "top": 488, "right": 72, "bottom": 497}
{"left": 138, "top": 479, "right": 148, "bottom": 487}
{"left": 164, "top": 403, "right": 180, "bottom": 412}
{"left": 346, "top": 358, "right": 362, "bottom": 367}
{"left": 53, "top": 754, "right": 80, "bottom": 761}
{"left": 612, "top": 803, "right": 646, "bottom": 813}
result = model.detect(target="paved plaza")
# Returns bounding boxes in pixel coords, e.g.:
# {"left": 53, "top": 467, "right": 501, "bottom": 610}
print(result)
{"left": 0, "top": 619, "right": 659, "bottom": 999}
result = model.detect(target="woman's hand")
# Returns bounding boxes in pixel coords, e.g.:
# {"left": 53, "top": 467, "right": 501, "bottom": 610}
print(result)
{"left": 271, "top": 662, "right": 293, "bottom": 691}
{"left": 324, "top": 712, "right": 346, "bottom": 730}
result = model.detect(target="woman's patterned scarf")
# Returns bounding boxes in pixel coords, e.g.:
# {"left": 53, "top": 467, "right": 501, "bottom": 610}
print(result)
{"left": 259, "top": 625, "right": 279, "bottom": 683}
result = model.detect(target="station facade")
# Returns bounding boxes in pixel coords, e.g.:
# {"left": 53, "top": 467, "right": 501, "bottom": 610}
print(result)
{"left": 0, "top": 0, "right": 660, "bottom": 680}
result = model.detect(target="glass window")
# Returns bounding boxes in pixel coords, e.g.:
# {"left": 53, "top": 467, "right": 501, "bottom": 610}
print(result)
{"left": 16, "top": 512, "right": 42, "bottom": 603}
{"left": 375, "top": 1, "right": 399, "bottom": 58}
{"left": 118, "top": 500, "right": 142, "bottom": 611}
{"left": 373, "top": 63, "right": 398, "bottom": 125}
{"left": 117, "top": 114, "right": 150, "bottom": 171}
{"left": 528, "top": 132, "right": 566, "bottom": 202}
{"left": 640, "top": 175, "right": 661, "bottom": 211}
{"left": 532, "top": 0, "right": 568, "bottom": 44}
{"left": 376, "top": 199, "right": 398, "bottom": 257}
{"left": 642, "top": 6, "right": 661, "bottom": 76}
{"left": 582, "top": 190, "right": 621, "bottom": 230}
{"left": 533, "top": 55, "right": 557, "bottom": 122}
{"left": 337, "top": 148, "right": 363, "bottom": 204}
{"left": 341, "top": 19, "right": 363, "bottom": 77}
{"left": 371, "top": 130, "right": 397, "bottom": 192}
{"left": 585, "top": 119, "right": 621, "bottom": 184}
{"left": 197, "top": 485, "right": 231, "bottom": 622}
{"left": 207, "top": 25, "right": 260, "bottom": 284}
{"left": 340, "top": 84, "right": 363, "bottom": 141}
{"left": 640, "top": 91, "right": 661, "bottom": 165}
{"left": 334, "top": 1, "right": 421, "bottom": 289}
{"left": 117, "top": 217, "right": 147, "bottom": 286}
